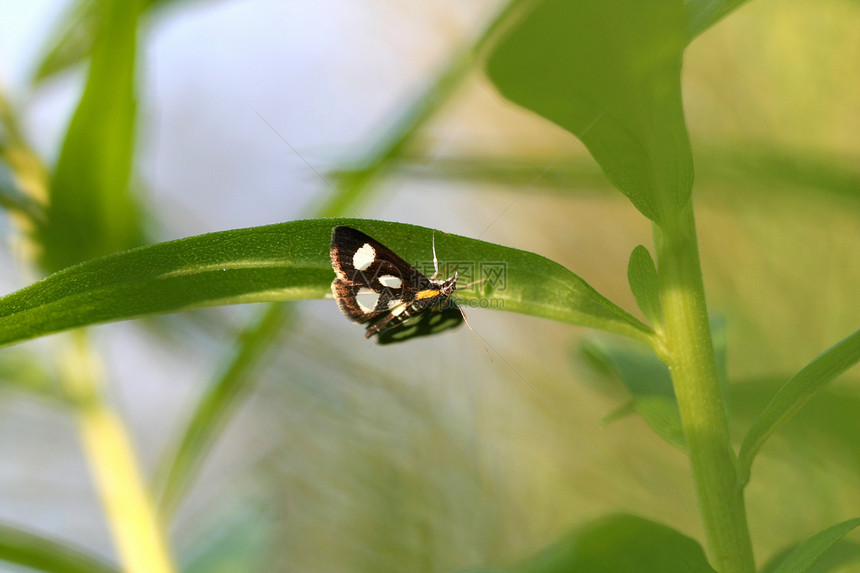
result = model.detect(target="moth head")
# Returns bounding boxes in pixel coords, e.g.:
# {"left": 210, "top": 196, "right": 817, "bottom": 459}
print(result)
{"left": 439, "top": 271, "right": 458, "bottom": 295}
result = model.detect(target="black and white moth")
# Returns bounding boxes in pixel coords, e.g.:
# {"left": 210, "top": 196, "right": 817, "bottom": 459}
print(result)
{"left": 330, "top": 226, "right": 465, "bottom": 344}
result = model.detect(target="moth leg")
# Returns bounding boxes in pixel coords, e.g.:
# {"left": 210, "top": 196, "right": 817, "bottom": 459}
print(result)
{"left": 364, "top": 301, "right": 410, "bottom": 338}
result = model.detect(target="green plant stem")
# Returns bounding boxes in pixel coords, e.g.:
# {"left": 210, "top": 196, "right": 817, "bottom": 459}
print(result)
{"left": 62, "top": 331, "right": 174, "bottom": 573}
{"left": 654, "top": 204, "right": 755, "bottom": 573}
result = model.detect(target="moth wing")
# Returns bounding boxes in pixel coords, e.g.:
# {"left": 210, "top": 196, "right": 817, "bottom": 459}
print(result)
{"left": 330, "top": 226, "right": 429, "bottom": 291}
{"left": 330, "top": 226, "right": 431, "bottom": 324}
{"left": 376, "top": 303, "right": 464, "bottom": 345}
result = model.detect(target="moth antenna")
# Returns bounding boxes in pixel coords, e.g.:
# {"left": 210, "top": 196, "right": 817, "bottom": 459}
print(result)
{"left": 430, "top": 230, "right": 440, "bottom": 279}
{"left": 458, "top": 277, "right": 488, "bottom": 290}
{"left": 456, "top": 297, "right": 492, "bottom": 361}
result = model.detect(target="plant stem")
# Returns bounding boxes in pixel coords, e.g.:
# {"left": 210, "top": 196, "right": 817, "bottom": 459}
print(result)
{"left": 654, "top": 204, "right": 755, "bottom": 573}
{"left": 62, "top": 332, "right": 175, "bottom": 573}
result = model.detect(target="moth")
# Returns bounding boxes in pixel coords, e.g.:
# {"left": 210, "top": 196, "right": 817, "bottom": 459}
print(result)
{"left": 330, "top": 226, "right": 468, "bottom": 344}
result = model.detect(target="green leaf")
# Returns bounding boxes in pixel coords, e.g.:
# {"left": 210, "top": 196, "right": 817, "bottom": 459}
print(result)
{"left": 768, "top": 518, "right": 860, "bottom": 573}
{"left": 685, "top": 0, "right": 754, "bottom": 42}
{"left": 581, "top": 337, "right": 684, "bottom": 450}
{"left": 31, "top": 0, "right": 188, "bottom": 84}
{"left": 737, "top": 329, "right": 860, "bottom": 484}
{"left": 0, "top": 219, "right": 655, "bottom": 349}
{"left": 155, "top": 303, "right": 292, "bottom": 520}
{"left": 514, "top": 514, "right": 715, "bottom": 573}
{"left": 180, "top": 497, "right": 273, "bottom": 573}
{"left": 31, "top": 0, "right": 100, "bottom": 84}
{"left": 627, "top": 245, "right": 662, "bottom": 328}
{"left": 486, "top": 0, "right": 693, "bottom": 222}
{"left": 0, "top": 160, "right": 44, "bottom": 223}
{"left": 38, "top": 0, "right": 145, "bottom": 273}
{"left": 0, "top": 348, "right": 61, "bottom": 401}
{"left": 0, "top": 522, "right": 119, "bottom": 573}
{"left": 761, "top": 540, "right": 860, "bottom": 573}
{"left": 731, "top": 379, "right": 860, "bottom": 478}
{"left": 316, "top": 0, "right": 528, "bottom": 218}
{"left": 0, "top": 92, "right": 48, "bottom": 223}
{"left": 699, "top": 144, "right": 860, "bottom": 205}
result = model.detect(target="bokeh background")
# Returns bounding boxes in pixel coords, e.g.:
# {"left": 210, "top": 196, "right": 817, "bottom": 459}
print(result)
{"left": 0, "top": 0, "right": 859, "bottom": 571}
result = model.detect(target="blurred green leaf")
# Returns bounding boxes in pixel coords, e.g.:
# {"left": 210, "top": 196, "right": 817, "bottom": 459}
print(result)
{"left": 315, "top": 0, "right": 528, "bottom": 217}
{"left": 38, "top": 0, "right": 145, "bottom": 273}
{"left": 486, "top": 0, "right": 693, "bottom": 222}
{"left": 761, "top": 540, "right": 860, "bottom": 573}
{"left": 0, "top": 168, "right": 44, "bottom": 222}
{"left": 730, "top": 379, "right": 860, "bottom": 479}
{"left": 31, "top": 0, "right": 100, "bottom": 85}
{"left": 582, "top": 318, "right": 728, "bottom": 450}
{"left": 403, "top": 155, "right": 613, "bottom": 194}
{"left": 582, "top": 337, "right": 684, "bottom": 449}
{"left": 0, "top": 91, "right": 48, "bottom": 223}
{"left": 699, "top": 144, "right": 860, "bottom": 205}
{"left": 684, "top": 0, "right": 753, "bottom": 41}
{"left": 737, "top": 329, "right": 860, "bottom": 485}
{"left": 181, "top": 497, "right": 273, "bottom": 573}
{"left": 767, "top": 518, "right": 860, "bottom": 573}
{"left": 405, "top": 144, "right": 860, "bottom": 209}
{"left": 0, "top": 348, "right": 60, "bottom": 401}
{"left": 627, "top": 245, "right": 662, "bottom": 328}
{"left": 0, "top": 522, "right": 119, "bottom": 573}
{"left": 32, "top": 0, "right": 194, "bottom": 84}
{"left": 155, "top": 303, "right": 291, "bottom": 520}
{"left": 0, "top": 219, "right": 655, "bottom": 349}
{"left": 513, "top": 514, "right": 715, "bottom": 573}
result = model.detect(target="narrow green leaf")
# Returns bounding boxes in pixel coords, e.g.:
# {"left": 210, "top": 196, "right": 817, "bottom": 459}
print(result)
{"left": 0, "top": 160, "right": 42, "bottom": 221}
{"left": 770, "top": 518, "right": 860, "bottom": 573}
{"left": 685, "top": 0, "right": 754, "bottom": 42}
{"left": 627, "top": 245, "right": 663, "bottom": 328}
{"left": 0, "top": 219, "right": 655, "bottom": 349}
{"left": 486, "top": 0, "right": 693, "bottom": 222}
{"left": 180, "top": 497, "right": 273, "bottom": 573}
{"left": 316, "top": 0, "right": 529, "bottom": 218}
{"left": 738, "top": 329, "right": 860, "bottom": 484}
{"left": 581, "top": 337, "right": 684, "bottom": 450}
{"left": 155, "top": 303, "right": 292, "bottom": 520}
{"left": 0, "top": 348, "right": 60, "bottom": 401}
{"left": 31, "top": 0, "right": 99, "bottom": 84}
{"left": 699, "top": 144, "right": 860, "bottom": 206}
{"left": 514, "top": 514, "right": 715, "bottom": 573}
{"left": 0, "top": 91, "right": 48, "bottom": 224}
{"left": 762, "top": 540, "right": 860, "bottom": 573}
{"left": 31, "top": 0, "right": 189, "bottom": 85}
{"left": 601, "top": 400, "right": 636, "bottom": 425}
{"left": 731, "top": 379, "right": 860, "bottom": 478}
{"left": 632, "top": 396, "right": 686, "bottom": 449}
{"left": 0, "top": 522, "right": 119, "bottom": 573}
{"left": 38, "top": 0, "right": 145, "bottom": 272}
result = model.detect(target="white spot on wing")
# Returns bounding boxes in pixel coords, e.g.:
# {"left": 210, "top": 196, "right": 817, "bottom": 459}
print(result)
{"left": 379, "top": 275, "right": 402, "bottom": 289}
{"left": 355, "top": 288, "right": 380, "bottom": 313}
{"left": 390, "top": 303, "right": 408, "bottom": 316}
{"left": 353, "top": 243, "right": 376, "bottom": 271}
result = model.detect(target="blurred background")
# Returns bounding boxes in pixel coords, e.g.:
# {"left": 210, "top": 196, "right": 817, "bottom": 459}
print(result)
{"left": 0, "top": 0, "right": 859, "bottom": 571}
